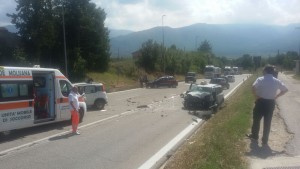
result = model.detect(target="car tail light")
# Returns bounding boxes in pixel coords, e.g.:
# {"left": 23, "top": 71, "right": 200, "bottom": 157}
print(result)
{"left": 102, "top": 84, "right": 106, "bottom": 92}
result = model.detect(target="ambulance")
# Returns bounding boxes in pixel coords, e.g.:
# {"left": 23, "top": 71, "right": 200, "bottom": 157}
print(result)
{"left": 0, "top": 66, "right": 87, "bottom": 132}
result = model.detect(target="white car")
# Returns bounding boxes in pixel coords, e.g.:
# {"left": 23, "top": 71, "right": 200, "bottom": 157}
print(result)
{"left": 74, "top": 82, "right": 108, "bottom": 110}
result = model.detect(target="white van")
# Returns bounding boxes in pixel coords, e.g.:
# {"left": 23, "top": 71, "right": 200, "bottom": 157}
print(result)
{"left": 0, "top": 66, "right": 87, "bottom": 132}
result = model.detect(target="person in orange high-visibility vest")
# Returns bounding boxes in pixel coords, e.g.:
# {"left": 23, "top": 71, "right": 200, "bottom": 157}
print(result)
{"left": 68, "top": 86, "right": 80, "bottom": 135}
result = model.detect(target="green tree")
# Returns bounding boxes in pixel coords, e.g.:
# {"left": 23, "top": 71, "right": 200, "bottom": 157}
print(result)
{"left": 197, "top": 40, "right": 213, "bottom": 65}
{"left": 236, "top": 54, "right": 253, "bottom": 71}
{"left": 137, "top": 39, "right": 160, "bottom": 73}
{"left": 198, "top": 40, "right": 212, "bottom": 53}
{"left": 8, "top": 0, "right": 57, "bottom": 65}
{"left": 8, "top": 0, "right": 110, "bottom": 78}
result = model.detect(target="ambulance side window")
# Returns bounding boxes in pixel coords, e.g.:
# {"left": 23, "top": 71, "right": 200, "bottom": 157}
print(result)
{"left": 59, "top": 80, "right": 72, "bottom": 97}
{"left": 0, "top": 81, "right": 33, "bottom": 102}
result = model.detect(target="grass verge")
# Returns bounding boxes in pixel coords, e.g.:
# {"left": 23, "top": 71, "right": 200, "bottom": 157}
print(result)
{"left": 163, "top": 75, "right": 256, "bottom": 169}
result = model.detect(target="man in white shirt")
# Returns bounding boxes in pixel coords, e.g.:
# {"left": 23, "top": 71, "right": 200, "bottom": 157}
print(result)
{"left": 247, "top": 65, "right": 288, "bottom": 145}
{"left": 69, "top": 86, "right": 80, "bottom": 135}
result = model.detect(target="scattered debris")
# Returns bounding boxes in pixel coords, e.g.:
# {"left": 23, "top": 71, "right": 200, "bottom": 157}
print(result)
{"left": 137, "top": 105, "right": 149, "bottom": 108}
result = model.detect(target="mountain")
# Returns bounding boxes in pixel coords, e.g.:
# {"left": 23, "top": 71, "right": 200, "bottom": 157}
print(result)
{"left": 4, "top": 25, "right": 18, "bottom": 33}
{"left": 109, "top": 29, "right": 133, "bottom": 38}
{"left": 110, "top": 23, "right": 300, "bottom": 58}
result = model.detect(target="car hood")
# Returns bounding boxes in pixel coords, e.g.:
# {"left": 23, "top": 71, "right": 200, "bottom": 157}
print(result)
{"left": 187, "top": 91, "right": 210, "bottom": 98}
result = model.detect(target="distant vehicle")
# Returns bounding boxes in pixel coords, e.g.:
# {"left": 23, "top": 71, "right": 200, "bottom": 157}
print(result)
{"left": 204, "top": 65, "right": 221, "bottom": 79}
{"left": 223, "top": 66, "right": 234, "bottom": 75}
{"left": 226, "top": 75, "right": 235, "bottom": 83}
{"left": 146, "top": 76, "right": 178, "bottom": 88}
{"left": 185, "top": 72, "right": 196, "bottom": 83}
{"left": 232, "top": 66, "right": 242, "bottom": 75}
{"left": 181, "top": 83, "right": 224, "bottom": 111}
{"left": 210, "top": 77, "right": 230, "bottom": 89}
{"left": 74, "top": 82, "right": 108, "bottom": 110}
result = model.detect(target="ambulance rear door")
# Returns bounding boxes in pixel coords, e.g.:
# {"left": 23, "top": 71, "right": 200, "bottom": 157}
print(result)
{"left": 0, "top": 68, "right": 34, "bottom": 132}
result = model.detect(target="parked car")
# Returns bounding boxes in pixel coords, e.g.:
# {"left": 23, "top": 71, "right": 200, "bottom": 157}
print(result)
{"left": 185, "top": 72, "right": 196, "bottom": 83}
{"left": 209, "top": 77, "right": 230, "bottom": 89}
{"left": 226, "top": 75, "right": 235, "bottom": 83}
{"left": 146, "top": 76, "right": 178, "bottom": 88}
{"left": 74, "top": 82, "right": 108, "bottom": 110}
{"left": 181, "top": 83, "right": 224, "bottom": 111}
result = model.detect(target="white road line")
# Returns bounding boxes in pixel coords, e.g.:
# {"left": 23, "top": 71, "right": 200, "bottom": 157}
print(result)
{"left": 137, "top": 119, "right": 202, "bottom": 169}
{"left": 0, "top": 111, "right": 133, "bottom": 157}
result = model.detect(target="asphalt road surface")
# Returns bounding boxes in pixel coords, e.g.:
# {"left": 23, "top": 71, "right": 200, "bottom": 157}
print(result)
{"left": 0, "top": 74, "right": 249, "bottom": 169}
{"left": 276, "top": 73, "right": 300, "bottom": 155}
{"left": 247, "top": 72, "right": 300, "bottom": 169}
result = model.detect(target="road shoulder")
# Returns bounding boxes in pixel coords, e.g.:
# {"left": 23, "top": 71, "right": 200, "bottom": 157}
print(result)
{"left": 245, "top": 106, "right": 300, "bottom": 168}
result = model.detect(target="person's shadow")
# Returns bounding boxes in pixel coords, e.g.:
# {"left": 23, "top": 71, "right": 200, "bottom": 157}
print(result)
{"left": 48, "top": 132, "right": 75, "bottom": 141}
{"left": 245, "top": 140, "right": 285, "bottom": 159}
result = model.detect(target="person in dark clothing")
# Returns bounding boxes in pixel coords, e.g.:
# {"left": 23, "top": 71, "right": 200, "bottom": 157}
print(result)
{"left": 246, "top": 64, "right": 288, "bottom": 145}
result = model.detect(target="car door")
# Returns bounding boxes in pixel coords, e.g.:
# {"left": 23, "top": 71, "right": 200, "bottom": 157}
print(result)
{"left": 84, "top": 85, "right": 97, "bottom": 106}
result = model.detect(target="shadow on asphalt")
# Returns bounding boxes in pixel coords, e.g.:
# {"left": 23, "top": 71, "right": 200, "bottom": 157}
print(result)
{"left": 0, "top": 121, "right": 71, "bottom": 143}
{"left": 48, "top": 132, "right": 75, "bottom": 141}
{"left": 245, "top": 140, "right": 285, "bottom": 159}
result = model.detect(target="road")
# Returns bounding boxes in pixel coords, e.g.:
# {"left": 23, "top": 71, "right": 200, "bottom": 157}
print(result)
{"left": 276, "top": 73, "right": 300, "bottom": 155}
{"left": 247, "top": 72, "right": 300, "bottom": 169}
{"left": 0, "top": 74, "right": 249, "bottom": 169}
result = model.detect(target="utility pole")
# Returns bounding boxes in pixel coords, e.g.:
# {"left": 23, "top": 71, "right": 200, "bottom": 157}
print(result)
{"left": 296, "top": 27, "right": 300, "bottom": 56}
{"left": 62, "top": 1, "right": 68, "bottom": 77}
{"left": 162, "top": 15, "right": 166, "bottom": 75}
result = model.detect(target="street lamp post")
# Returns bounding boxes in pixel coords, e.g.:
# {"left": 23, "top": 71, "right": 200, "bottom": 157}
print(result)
{"left": 296, "top": 27, "right": 300, "bottom": 56}
{"left": 162, "top": 15, "right": 166, "bottom": 75}
{"left": 62, "top": 1, "right": 68, "bottom": 77}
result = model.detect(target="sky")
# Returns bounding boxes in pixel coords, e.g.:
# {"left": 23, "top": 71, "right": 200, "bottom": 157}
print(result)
{"left": 1, "top": 0, "right": 300, "bottom": 31}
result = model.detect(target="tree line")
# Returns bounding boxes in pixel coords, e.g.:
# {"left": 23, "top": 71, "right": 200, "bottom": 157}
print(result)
{"left": 135, "top": 39, "right": 300, "bottom": 75}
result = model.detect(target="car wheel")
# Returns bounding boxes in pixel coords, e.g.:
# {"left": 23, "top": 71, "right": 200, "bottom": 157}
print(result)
{"left": 154, "top": 84, "right": 158, "bottom": 88}
{"left": 94, "top": 99, "right": 105, "bottom": 110}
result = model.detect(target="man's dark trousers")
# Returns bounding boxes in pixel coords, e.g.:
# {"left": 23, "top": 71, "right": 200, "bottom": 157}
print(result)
{"left": 251, "top": 98, "right": 275, "bottom": 144}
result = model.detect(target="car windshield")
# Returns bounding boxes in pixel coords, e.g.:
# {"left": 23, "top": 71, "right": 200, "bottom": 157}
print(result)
{"left": 190, "top": 85, "right": 211, "bottom": 93}
{"left": 187, "top": 73, "right": 195, "bottom": 76}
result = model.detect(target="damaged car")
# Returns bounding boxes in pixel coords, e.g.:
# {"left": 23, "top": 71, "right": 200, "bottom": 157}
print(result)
{"left": 181, "top": 82, "right": 224, "bottom": 112}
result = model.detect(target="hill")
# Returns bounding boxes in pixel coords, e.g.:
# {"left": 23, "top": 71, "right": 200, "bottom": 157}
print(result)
{"left": 110, "top": 23, "right": 300, "bottom": 58}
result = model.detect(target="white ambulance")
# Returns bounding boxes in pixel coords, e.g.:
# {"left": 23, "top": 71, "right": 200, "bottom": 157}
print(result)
{"left": 0, "top": 66, "right": 87, "bottom": 132}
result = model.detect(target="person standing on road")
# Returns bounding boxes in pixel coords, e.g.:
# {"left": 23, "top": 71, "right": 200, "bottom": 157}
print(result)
{"left": 69, "top": 86, "right": 81, "bottom": 135}
{"left": 247, "top": 64, "right": 288, "bottom": 145}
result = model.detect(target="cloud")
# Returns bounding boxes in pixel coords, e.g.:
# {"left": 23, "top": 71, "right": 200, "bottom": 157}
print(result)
{"left": 1, "top": 0, "right": 299, "bottom": 30}
{"left": 92, "top": 0, "right": 300, "bottom": 31}
{"left": 0, "top": 0, "right": 16, "bottom": 26}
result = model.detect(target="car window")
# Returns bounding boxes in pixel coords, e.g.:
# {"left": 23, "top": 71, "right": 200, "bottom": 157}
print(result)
{"left": 85, "top": 85, "right": 96, "bottom": 94}
{"left": 95, "top": 85, "right": 103, "bottom": 92}
{"left": 59, "top": 80, "right": 72, "bottom": 97}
